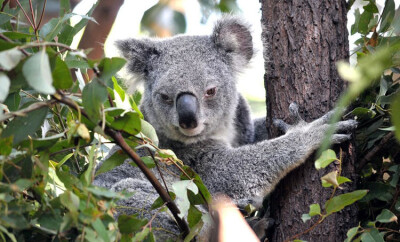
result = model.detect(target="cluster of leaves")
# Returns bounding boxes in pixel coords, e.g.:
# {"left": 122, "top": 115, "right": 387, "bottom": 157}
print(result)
{"left": 290, "top": 149, "right": 368, "bottom": 242}
{"left": 345, "top": 0, "right": 400, "bottom": 241}
{"left": 0, "top": 0, "right": 211, "bottom": 241}
{"left": 306, "top": 0, "right": 400, "bottom": 241}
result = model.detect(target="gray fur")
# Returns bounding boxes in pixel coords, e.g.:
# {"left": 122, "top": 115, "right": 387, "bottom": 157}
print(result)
{"left": 94, "top": 16, "right": 356, "bottom": 238}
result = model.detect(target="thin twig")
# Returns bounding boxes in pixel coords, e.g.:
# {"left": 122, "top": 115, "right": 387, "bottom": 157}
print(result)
{"left": 147, "top": 148, "right": 170, "bottom": 194}
{"left": 285, "top": 216, "right": 324, "bottom": 242}
{"left": 0, "top": 33, "right": 29, "bottom": 56}
{"left": 19, "top": 42, "right": 75, "bottom": 51}
{"left": 0, "top": 0, "right": 9, "bottom": 12}
{"left": 27, "top": 0, "right": 37, "bottom": 30}
{"left": 36, "top": 0, "right": 47, "bottom": 29}
{"left": 15, "top": 0, "right": 35, "bottom": 29}
{"left": 0, "top": 100, "right": 56, "bottom": 122}
{"left": 54, "top": 104, "right": 68, "bottom": 139}
{"left": 143, "top": 203, "right": 167, "bottom": 230}
{"left": 49, "top": 142, "right": 113, "bottom": 157}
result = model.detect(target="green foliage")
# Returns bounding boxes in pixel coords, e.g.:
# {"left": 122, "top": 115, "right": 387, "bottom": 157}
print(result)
{"left": 0, "top": 2, "right": 211, "bottom": 241}
{"left": 315, "top": 1, "right": 400, "bottom": 240}
{"left": 314, "top": 149, "right": 337, "bottom": 169}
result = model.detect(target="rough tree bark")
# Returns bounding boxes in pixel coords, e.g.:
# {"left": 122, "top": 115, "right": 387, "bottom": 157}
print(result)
{"left": 260, "top": 0, "right": 358, "bottom": 241}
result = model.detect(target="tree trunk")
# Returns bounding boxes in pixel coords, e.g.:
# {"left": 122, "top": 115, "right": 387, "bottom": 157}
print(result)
{"left": 260, "top": 0, "right": 358, "bottom": 241}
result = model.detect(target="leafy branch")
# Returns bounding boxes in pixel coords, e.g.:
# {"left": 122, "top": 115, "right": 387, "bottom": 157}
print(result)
{"left": 53, "top": 92, "right": 191, "bottom": 236}
{"left": 288, "top": 149, "right": 368, "bottom": 241}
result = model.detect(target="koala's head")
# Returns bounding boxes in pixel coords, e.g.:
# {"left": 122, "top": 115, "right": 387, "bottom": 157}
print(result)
{"left": 117, "top": 16, "right": 253, "bottom": 144}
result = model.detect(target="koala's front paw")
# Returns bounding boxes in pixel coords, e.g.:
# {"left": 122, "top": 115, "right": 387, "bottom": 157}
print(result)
{"left": 272, "top": 102, "right": 305, "bottom": 134}
{"left": 273, "top": 102, "right": 357, "bottom": 144}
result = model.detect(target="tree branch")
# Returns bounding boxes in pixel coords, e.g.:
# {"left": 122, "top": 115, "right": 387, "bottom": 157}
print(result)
{"left": 54, "top": 93, "right": 190, "bottom": 237}
{"left": 15, "top": 0, "right": 35, "bottom": 29}
{"left": 358, "top": 132, "right": 395, "bottom": 170}
{"left": 0, "top": 100, "right": 56, "bottom": 122}
{"left": 0, "top": 33, "right": 29, "bottom": 56}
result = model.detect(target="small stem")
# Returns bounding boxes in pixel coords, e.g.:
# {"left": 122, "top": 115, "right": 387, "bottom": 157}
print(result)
{"left": 376, "top": 227, "right": 400, "bottom": 234}
{"left": 15, "top": 0, "right": 35, "bottom": 29}
{"left": 0, "top": 0, "right": 9, "bottom": 12}
{"left": 143, "top": 203, "right": 167, "bottom": 230}
{"left": 147, "top": 148, "right": 170, "bottom": 194}
{"left": 20, "top": 89, "right": 42, "bottom": 101}
{"left": 54, "top": 104, "right": 68, "bottom": 139}
{"left": 0, "top": 100, "right": 56, "bottom": 122}
{"left": 19, "top": 42, "right": 75, "bottom": 51}
{"left": 27, "top": 0, "right": 37, "bottom": 30}
{"left": 36, "top": 0, "right": 47, "bottom": 30}
{"left": 285, "top": 216, "right": 325, "bottom": 242}
{"left": 0, "top": 33, "right": 29, "bottom": 56}
{"left": 49, "top": 142, "right": 113, "bottom": 157}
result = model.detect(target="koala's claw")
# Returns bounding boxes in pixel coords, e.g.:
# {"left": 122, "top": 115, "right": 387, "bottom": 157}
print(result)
{"left": 289, "top": 102, "right": 304, "bottom": 124}
{"left": 332, "top": 134, "right": 352, "bottom": 144}
{"left": 273, "top": 118, "right": 291, "bottom": 133}
{"left": 336, "top": 119, "right": 358, "bottom": 132}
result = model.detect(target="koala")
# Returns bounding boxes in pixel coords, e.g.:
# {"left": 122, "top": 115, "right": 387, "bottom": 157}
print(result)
{"left": 93, "top": 16, "right": 356, "bottom": 239}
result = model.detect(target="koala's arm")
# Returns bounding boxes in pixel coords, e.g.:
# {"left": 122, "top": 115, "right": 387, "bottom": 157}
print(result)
{"left": 186, "top": 105, "right": 356, "bottom": 207}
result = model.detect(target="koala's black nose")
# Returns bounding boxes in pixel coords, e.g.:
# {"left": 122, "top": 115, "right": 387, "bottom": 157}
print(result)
{"left": 176, "top": 93, "right": 198, "bottom": 129}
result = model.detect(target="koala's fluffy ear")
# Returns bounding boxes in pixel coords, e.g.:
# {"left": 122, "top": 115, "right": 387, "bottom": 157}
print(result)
{"left": 116, "top": 38, "right": 159, "bottom": 76}
{"left": 212, "top": 16, "right": 253, "bottom": 70}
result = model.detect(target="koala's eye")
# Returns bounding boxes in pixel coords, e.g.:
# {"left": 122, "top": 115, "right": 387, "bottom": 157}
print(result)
{"left": 205, "top": 87, "right": 217, "bottom": 97}
{"left": 160, "top": 93, "right": 173, "bottom": 104}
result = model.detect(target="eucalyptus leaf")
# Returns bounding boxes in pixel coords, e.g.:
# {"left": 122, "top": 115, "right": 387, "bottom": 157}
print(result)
{"left": 301, "top": 213, "right": 311, "bottom": 223}
{"left": 315, "top": 149, "right": 337, "bottom": 169}
{"left": 132, "top": 228, "right": 150, "bottom": 242}
{"left": 308, "top": 203, "right": 321, "bottom": 216}
{"left": 82, "top": 79, "right": 108, "bottom": 122}
{"left": 129, "top": 156, "right": 155, "bottom": 169}
{"left": 172, "top": 180, "right": 199, "bottom": 219}
{"left": 118, "top": 215, "right": 148, "bottom": 234}
{"left": 151, "top": 192, "right": 176, "bottom": 210}
{"left": 379, "top": 0, "right": 395, "bottom": 33}
{"left": 391, "top": 93, "right": 400, "bottom": 141}
{"left": 325, "top": 190, "right": 368, "bottom": 215}
{"left": 22, "top": 49, "right": 55, "bottom": 95}
{"left": 188, "top": 205, "right": 202, "bottom": 228}
{"left": 359, "top": 10, "right": 373, "bottom": 34}
{"left": 140, "top": 119, "right": 159, "bottom": 146}
{"left": 1, "top": 106, "right": 48, "bottom": 144}
{"left": 52, "top": 56, "right": 73, "bottom": 89}
{"left": 0, "top": 72, "right": 10, "bottom": 102}
{"left": 375, "top": 209, "right": 397, "bottom": 223}
{"left": 360, "top": 228, "right": 384, "bottom": 242}
{"left": 96, "top": 150, "right": 129, "bottom": 175}
{"left": 112, "top": 76, "right": 125, "bottom": 101}
{"left": 110, "top": 112, "right": 141, "bottom": 135}
{"left": 98, "top": 58, "right": 127, "bottom": 86}
{"left": 344, "top": 226, "right": 360, "bottom": 242}
{"left": 0, "top": 224, "right": 17, "bottom": 242}
{"left": 91, "top": 218, "right": 110, "bottom": 242}
{"left": 0, "top": 48, "right": 24, "bottom": 71}
{"left": 59, "top": 191, "right": 80, "bottom": 213}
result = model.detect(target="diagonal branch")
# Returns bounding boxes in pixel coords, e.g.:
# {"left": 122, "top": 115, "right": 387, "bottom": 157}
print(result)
{"left": 15, "top": 0, "right": 35, "bottom": 29}
{"left": 0, "top": 100, "right": 56, "bottom": 122}
{"left": 54, "top": 93, "right": 190, "bottom": 237}
{"left": 358, "top": 132, "right": 395, "bottom": 170}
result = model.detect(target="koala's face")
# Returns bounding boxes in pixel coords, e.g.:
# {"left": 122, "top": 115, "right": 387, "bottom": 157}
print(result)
{"left": 117, "top": 17, "right": 253, "bottom": 144}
